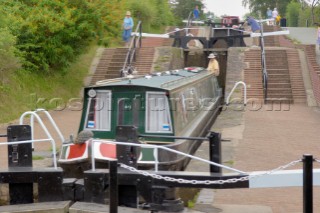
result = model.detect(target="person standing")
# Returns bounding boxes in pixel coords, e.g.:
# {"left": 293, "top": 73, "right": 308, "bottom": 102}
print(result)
{"left": 275, "top": 14, "right": 281, "bottom": 26}
{"left": 207, "top": 53, "right": 219, "bottom": 76}
{"left": 193, "top": 5, "right": 200, "bottom": 20}
{"left": 266, "top": 7, "right": 272, "bottom": 19}
{"left": 272, "top": 8, "right": 278, "bottom": 25}
{"left": 246, "top": 16, "right": 261, "bottom": 47}
{"left": 122, "top": 11, "right": 134, "bottom": 47}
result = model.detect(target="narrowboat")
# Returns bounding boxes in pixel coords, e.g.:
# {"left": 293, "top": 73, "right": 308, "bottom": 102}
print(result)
{"left": 58, "top": 67, "right": 222, "bottom": 176}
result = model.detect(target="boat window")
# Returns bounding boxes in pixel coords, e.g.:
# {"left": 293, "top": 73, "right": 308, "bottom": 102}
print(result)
{"left": 85, "top": 90, "right": 111, "bottom": 131}
{"left": 146, "top": 92, "right": 173, "bottom": 133}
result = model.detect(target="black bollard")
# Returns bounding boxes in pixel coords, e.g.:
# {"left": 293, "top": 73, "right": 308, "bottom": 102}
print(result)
{"left": 208, "top": 132, "right": 222, "bottom": 174}
{"left": 109, "top": 160, "right": 118, "bottom": 213}
{"left": 303, "top": 154, "right": 313, "bottom": 213}
{"left": 7, "top": 125, "right": 33, "bottom": 204}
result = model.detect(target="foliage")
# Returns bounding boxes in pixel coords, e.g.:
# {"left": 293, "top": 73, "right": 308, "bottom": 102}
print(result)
{"left": 242, "top": 0, "right": 292, "bottom": 18}
{"left": 286, "top": 1, "right": 300, "bottom": 26}
{"left": 126, "top": 0, "right": 155, "bottom": 32}
{"left": 0, "top": 0, "right": 125, "bottom": 73}
{"left": 171, "top": 0, "right": 205, "bottom": 23}
{"left": 151, "top": 0, "right": 175, "bottom": 29}
{"left": 0, "top": 13, "right": 21, "bottom": 91}
{"left": 126, "top": 0, "right": 175, "bottom": 32}
{"left": 0, "top": 43, "right": 99, "bottom": 124}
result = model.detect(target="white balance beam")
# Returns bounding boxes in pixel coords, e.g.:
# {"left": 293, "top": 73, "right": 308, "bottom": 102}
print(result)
{"left": 249, "top": 169, "right": 320, "bottom": 188}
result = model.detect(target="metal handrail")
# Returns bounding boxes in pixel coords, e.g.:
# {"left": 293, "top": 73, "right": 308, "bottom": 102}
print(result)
{"left": 186, "top": 11, "right": 193, "bottom": 27}
{"left": 259, "top": 21, "right": 268, "bottom": 103}
{"left": 20, "top": 108, "right": 65, "bottom": 144}
{"left": 121, "top": 21, "right": 142, "bottom": 77}
{"left": 90, "top": 139, "right": 246, "bottom": 174}
{"left": 226, "top": 81, "right": 247, "bottom": 105}
{"left": 18, "top": 109, "right": 66, "bottom": 169}
{"left": 0, "top": 139, "right": 57, "bottom": 169}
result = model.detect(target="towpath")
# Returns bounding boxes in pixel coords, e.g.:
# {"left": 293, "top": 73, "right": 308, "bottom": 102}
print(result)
{"left": 191, "top": 27, "right": 320, "bottom": 213}
{"left": 190, "top": 104, "right": 320, "bottom": 213}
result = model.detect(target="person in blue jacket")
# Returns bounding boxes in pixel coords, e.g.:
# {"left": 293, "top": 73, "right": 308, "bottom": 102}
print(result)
{"left": 246, "top": 16, "right": 261, "bottom": 46}
{"left": 122, "top": 11, "right": 134, "bottom": 47}
{"left": 193, "top": 5, "right": 200, "bottom": 20}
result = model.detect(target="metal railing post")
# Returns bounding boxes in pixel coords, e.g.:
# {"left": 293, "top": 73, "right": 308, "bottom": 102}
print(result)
{"left": 303, "top": 154, "right": 313, "bottom": 213}
{"left": 139, "top": 22, "right": 142, "bottom": 48}
{"left": 259, "top": 20, "right": 268, "bottom": 103}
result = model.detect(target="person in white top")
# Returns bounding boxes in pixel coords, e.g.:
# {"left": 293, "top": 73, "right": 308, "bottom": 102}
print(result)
{"left": 272, "top": 8, "right": 278, "bottom": 25}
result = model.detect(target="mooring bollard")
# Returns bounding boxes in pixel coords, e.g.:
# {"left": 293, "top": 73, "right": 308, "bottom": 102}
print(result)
{"left": 303, "top": 154, "right": 313, "bottom": 213}
{"left": 209, "top": 131, "right": 222, "bottom": 174}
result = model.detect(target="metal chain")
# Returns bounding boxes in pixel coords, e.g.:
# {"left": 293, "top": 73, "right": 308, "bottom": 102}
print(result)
{"left": 314, "top": 158, "right": 320, "bottom": 164}
{"left": 120, "top": 159, "right": 302, "bottom": 185}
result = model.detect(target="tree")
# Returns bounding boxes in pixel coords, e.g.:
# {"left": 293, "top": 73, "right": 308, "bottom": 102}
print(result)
{"left": 300, "top": 0, "right": 320, "bottom": 24}
{"left": 0, "top": 0, "right": 125, "bottom": 73}
{"left": 171, "top": 0, "right": 205, "bottom": 22}
{"left": 286, "top": 1, "right": 300, "bottom": 26}
{"left": 242, "top": 0, "right": 292, "bottom": 18}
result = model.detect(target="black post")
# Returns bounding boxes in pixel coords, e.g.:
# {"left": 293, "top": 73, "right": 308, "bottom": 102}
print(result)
{"left": 303, "top": 154, "right": 313, "bottom": 213}
{"left": 7, "top": 125, "right": 33, "bottom": 204}
{"left": 109, "top": 160, "right": 118, "bottom": 213}
{"left": 208, "top": 132, "right": 222, "bottom": 174}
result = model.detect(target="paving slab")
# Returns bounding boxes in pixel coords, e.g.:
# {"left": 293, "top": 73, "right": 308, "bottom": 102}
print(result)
{"left": 194, "top": 204, "right": 272, "bottom": 213}
{"left": 286, "top": 27, "right": 317, "bottom": 45}
{"left": 0, "top": 201, "right": 71, "bottom": 213}
{"left": 69, "top": 202, "right": 150, "bottom": 213}
{"left": 209, "top": 105, "right": 320, "bottom": 213}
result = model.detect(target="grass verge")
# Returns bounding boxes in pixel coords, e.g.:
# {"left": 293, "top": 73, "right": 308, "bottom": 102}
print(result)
{"left": 0, "top": 44, "right": 99, "bottom": 124}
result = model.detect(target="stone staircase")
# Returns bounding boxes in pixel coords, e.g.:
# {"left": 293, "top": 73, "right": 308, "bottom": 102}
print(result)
{"left": 263, "top": 25, "right": 280, "bottom": 47}
{"left": 89, "top": 32, "right": 174, "bottom": 85}
{"left": 265, "top": 50, "right": 293, "bottom": 102}
{"left": 141, "top": 37, "right": 173, "bottom": 47}
{"left": 286, "top": 49, "right": 307, "bottom": 103}
{"left": 244, "top": 48, "right": 306, "bottom": 104}
{"left": 134, "top": 47, "right": 155, "bottom": 75}
{"left": 244, "top": 49, "right": 264, "bottom": 101}
{"left": 90, "top": 48, "right": 127, "bottom": 85}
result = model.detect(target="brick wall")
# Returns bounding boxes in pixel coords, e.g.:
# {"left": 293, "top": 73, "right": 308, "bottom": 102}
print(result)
{"left": 224, "top": 47, "right": 247, "bottom": 101}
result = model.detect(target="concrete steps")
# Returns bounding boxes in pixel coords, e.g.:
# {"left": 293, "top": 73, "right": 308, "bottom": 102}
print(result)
{"left": 133, "top": 47, "right": 155, "bottom": 75}
{"left": 90, "top": 34, "right": 170, "bottom": 84}
{"left": 244, "top": 47, "right": 306, "bottom": 104}
{"left": 264, "top": 49, "right": 293, "bottom": 101}
{"left": 286, "top": 49, "right": 307, "bottom": 103}
{"left": 244, "top": 49, "right": 264, "bottom": 101}
{"left": 90, "top": 48, "right": 128, "bottom": 85}
{"left": 263, "top": 25, "right": 280, "bottom": 47}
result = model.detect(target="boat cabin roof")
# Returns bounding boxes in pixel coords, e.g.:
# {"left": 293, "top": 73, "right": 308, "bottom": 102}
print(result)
{"left": 91, "top": 67, "right": 212, "bottom": 90}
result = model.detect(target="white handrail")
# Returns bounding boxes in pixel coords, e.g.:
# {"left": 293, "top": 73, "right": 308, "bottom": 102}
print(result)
{"left": 226, "top": 81, "right": 247, "bottom": 106}
{"left": 20, "top": 109, "right": 65, "bottom": 144}
{"left": 90, "top": 139, "right": 246, "bottom": 174}
{"left": 19, "top": 109, "right": 64, "bottom": 169}
{"left": 0, "top": 139, "right": 57, "bottom": 169}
